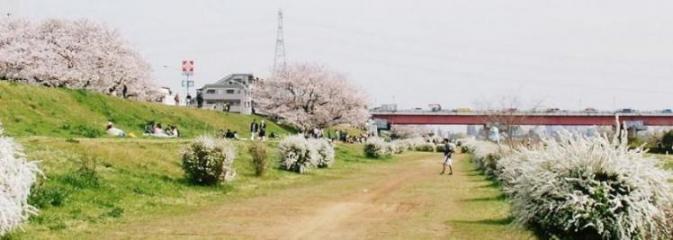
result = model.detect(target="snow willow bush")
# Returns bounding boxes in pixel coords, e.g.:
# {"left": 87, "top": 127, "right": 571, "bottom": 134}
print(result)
{"left": 462, "top": 139, "right": 507, "bottom": 177}
{"left": 308, "top": 138, "right": 335, "bottom": 168}
{"left": 181, "top": 136, "right": 236, "bottom": 185}
{"left": 390, "top": 140, "right": 407, "bottom": 154}
{"left": 364, "top": 137, "right": 391, "bottom": 158}
{"left": 414, "top": 142, "right": 436, "bottom": 152}
{"left": 0, "top": 124, "right": 41, "bottom": 236}
{"left": 279, "top": 135, "right": 318, "bottom": 173}
{"left": 504, "top": 132, "right": 673, "bottom": 239}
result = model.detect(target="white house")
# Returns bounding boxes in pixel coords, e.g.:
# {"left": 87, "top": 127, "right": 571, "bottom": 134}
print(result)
{"left": 197, "top": 74, "right": 256, "bottom": 114}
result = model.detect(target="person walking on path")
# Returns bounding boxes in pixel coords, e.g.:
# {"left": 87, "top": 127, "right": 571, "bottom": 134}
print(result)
{"left": 440, "top": 138, "right": 455, "bottom": 175}
{"left": 250, "top": 119, "right": 259, "bottom": 140}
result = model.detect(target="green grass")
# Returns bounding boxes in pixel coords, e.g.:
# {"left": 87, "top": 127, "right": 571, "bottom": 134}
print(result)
{"left": 5, "top": 137, "right": 410, "bottom": 239}
{"left": 0, "top": 82, "right": 291, "bottom": 138}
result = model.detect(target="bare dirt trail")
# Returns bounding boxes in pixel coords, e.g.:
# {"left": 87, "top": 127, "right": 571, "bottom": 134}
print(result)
{"left": 99, "top": 154, "right": 535, "bottom": 240}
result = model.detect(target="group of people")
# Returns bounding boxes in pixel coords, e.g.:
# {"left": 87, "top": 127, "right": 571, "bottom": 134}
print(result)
{"left": 326, "top": 130, "right": 369, "bottom": 144}
{"left": 105, "top": 121, "right": 180, "bottom": 138}
{"left": 143, "top": 121, "right": 180, "bottom": 138}
{"left": 249, "top": 119, "right": 267, "bottom": 141}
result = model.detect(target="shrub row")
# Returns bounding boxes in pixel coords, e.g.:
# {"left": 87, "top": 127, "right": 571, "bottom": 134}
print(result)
{"left": 463, "top": 133, "right": 673, "bottom": 239}
{"left": 364, "top": 137, "right": 425, "bottom": 158}
{"left": 365, "top": 137, "right": 459, "bottom": 158}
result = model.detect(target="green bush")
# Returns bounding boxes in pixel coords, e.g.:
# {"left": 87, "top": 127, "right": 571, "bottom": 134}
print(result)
{"left": 68, "top": 125, "right": 103, "bottom": 138}
{"left": 182, "top": 136, "right": 237, "bottom": 185}
{"left": 29, "top": 186, "right": 69, "bottom": 208}
{"left": 248, "top": 141, "right": 268, "bottom": 177}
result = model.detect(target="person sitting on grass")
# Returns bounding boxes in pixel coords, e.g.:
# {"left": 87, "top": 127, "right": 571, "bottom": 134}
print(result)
{"left": 142, "top": 122, "right": 173, "bottom": 138}
{"left": 225, "top": 129, "right": 235, "bottom": 139}
{"left": 167, "top": 125, "right": 180, "bottom": 137}
{"left": 106, "top": 122, "right": 126, "bottom": 137}
{"left": 440, "top": 138, "right": 455, "bottom": 175}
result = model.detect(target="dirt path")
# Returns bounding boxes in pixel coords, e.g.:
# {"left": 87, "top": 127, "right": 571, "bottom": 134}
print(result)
{"left": 101, "top": 154, "right": 535, "bottom": 240}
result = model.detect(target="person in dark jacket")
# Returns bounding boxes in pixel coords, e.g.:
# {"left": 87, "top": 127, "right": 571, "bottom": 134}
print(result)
{"left": 440, "top": 138, "right": 455, "bottom": 175}
{"left": 258, "top": 120, "right": 267, "bottom": 141}
{"left": 250, "top": 120, "right": 259, "bottom": 140}
{"left": 196, "top": 92, "right": 204, "bottom": 108}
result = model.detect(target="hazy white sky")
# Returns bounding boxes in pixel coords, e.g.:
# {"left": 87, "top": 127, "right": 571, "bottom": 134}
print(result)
{"left": 4, "top": 0, "right": 673, "bottom": 110}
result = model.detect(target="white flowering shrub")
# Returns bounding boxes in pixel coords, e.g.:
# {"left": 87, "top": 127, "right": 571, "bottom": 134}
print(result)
{"left": 461, "top": 139, "right": 507, "bottom": 177}
{"left": 364, "top": 137, "right": 391, "bottom": 159}
{"left": 279, "top": 135, "right": 318, "bottom": 173}
{"left": 181, "top": 136, "right": 236, "bottom": 185}
{"left": 0, "top": 124, "right": 41, "bottom": 236}
{"left": 390, "top": 140, "right": 407, "bottom": 154}
{"left": 392, "top": 140, "right": 411, "bottom": 153}
{"left": 414, "top": 142, "right": 436, "bottom": 152}
{"left": 405, "top": 137, "right": 426, "bottom": 150}
{"left": 504, "top": 132, "right": 673, "bottom": 239}
{"left": 308, "top": 138, "right": 335, "bottom": 168}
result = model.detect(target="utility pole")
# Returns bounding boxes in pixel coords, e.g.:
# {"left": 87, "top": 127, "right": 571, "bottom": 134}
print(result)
{"left": 273, "top": 9, "right": 287, "bottom": 75}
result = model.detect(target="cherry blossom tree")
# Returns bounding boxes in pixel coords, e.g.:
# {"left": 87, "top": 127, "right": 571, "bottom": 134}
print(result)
{"left": 255, "top": 63, "right": 369, "bottom": 131}
{"left": 0, "top": 18, "right": 157, "bottom": 100}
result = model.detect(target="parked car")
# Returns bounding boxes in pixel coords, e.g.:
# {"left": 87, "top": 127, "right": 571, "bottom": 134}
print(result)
{"left": 616, "top": 108, "right": 638, "bottom": 113}
{"left": 662, "top": 109, "right": 673, "bottom": 113}
{"left": 545, "top": 108, "right": 560, "bottom": 113}
{"left": 583, "top": 108, "right": 598, "bottom": 113}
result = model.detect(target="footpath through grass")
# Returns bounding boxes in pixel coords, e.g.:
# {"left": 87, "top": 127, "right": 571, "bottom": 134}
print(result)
{"left": 55, "top": 152, "right": 534, "bottom": 240}
{"left": 0, "top": 82, "right": 291, "bottom": 138}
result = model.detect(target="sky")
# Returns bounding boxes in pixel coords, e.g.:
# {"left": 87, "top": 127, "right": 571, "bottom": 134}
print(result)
{"left": 4, "top": 0, "right": 673, "bottom": 111}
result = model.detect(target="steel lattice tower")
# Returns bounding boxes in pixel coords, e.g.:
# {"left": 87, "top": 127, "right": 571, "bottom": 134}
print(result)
{"left": 273, "top": 9, "right": 287, "bottom": 74}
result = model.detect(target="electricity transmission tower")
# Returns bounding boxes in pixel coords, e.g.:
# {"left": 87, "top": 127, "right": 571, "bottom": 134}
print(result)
{"left": 273, "top": 9, "right": 287, "bottom": 74}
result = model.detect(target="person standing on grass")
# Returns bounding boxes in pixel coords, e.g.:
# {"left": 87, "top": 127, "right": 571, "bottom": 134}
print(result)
{"left": 250, "top": 119, "right": 259, "bottom": 140}
{"left": 258, "top": 120, "right": 267, "bottom": 141}
{"left": 440, "top": 138, "right": 455, "bottom": 175}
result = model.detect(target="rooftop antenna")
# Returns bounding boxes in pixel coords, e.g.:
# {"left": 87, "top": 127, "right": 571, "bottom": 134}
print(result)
{"left": 273, "top": 9, "right": 287, "bottom": 75}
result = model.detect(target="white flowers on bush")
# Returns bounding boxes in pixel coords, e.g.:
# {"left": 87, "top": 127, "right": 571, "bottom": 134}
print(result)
{"left": 414, "top": 142, "right": 436, "bottom": 152}
{"left": 389, "top": 140, "right": 407, "bottom": 154}
{"left": 279, "top": 135, "right": 335, "bottom": 173}
{"left": 308, "top": 138, "right": 335, "bottom": 168}
{"left": 461, "top": 138, "right": 508, "bottom": 177}
{"left": 181, "top": 136, "right": 236, "bottom": 185}
{"left": 403, "top": 137, "right": 426, "bottom": 151}
{"left": 501, "top": 132, "right": 673, "bottom": 239}
{"left": 0, "top": 124, "right": 41, "bottom": 236}
{"left": 364, "top": 137, "right": 391, "bottom": 158}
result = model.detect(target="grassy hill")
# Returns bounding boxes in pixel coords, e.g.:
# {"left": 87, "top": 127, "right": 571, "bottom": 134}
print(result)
{"left": 0, "top": 82, "right": 291, "bottom": 138}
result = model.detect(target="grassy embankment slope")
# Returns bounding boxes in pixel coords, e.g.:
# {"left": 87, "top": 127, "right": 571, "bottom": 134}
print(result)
{"left": 0, "top": 82, "right": 427, "bottom": 239}
{"left": 0, "top": 81, "right": 289, "bottom": 138}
